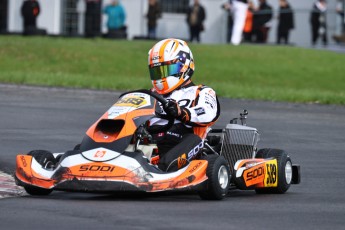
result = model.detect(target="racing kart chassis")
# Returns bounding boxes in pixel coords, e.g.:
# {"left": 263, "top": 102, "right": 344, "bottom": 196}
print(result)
{"left": 15, "top": 90, "right": 300, "bottom": 199}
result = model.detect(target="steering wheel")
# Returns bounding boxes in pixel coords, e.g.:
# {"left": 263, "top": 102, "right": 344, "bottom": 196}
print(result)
{"left": 119, "top": 89, "right": 175, "bottom": 134}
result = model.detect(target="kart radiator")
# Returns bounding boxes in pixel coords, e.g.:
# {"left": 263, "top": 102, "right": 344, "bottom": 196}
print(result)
{"left": 220, "top": 124, "right": 260, "bottom": 174}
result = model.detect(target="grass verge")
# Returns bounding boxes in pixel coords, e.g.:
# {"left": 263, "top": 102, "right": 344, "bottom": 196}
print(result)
{"left": 0, "top": 35, "right": 344, "bottom": 104}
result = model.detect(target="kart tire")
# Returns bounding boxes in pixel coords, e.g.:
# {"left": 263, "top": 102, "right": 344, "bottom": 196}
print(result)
{"left": 24, "top": 184, "right": 53, "bottom": 196}
{"left": 255, "top": 148, "right": 292, "bottom": 194}
{"left": 28, "top": 150, "right": 56, "bottom": 169}
{"left": 198, "top": 155, "right": 230, "bottom": 200}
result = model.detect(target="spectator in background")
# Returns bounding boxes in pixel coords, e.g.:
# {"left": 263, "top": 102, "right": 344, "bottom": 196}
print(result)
{"left": 21, "top": 0, "right": 40, "bottom": 34}
{"left": 222, "top": 1, "right": 249, "bottom": 45}
{"left": 310, "top": 0, "right": 327, "bottom": 46}
{"left": 221, "top": 1, "right": 234, "bottom": 43}
{"left": 85, "top": 0, "right": 102, "bottom": 37}
{"left": 335, "top": 0, "right": 344, "bottom": 29}
{"left": 276, "top": 0, "right": 294, "bottom": 45}
{"left": 333, "top": 0, "right": 345, "bottom": 43}
{"left": 243, "top": 1, "right": 255, "bottom": 42}
{"left": 146, "top": 0, "right": 161, "bottom": 39}
{"left": 186, "top": 0, "right": 206, "bottom": 43}
{"left": 103, "top": 0, "right": 126, "bottom": 38}
{"left": 252, "top": 0, "right": 273, "bottom": 43}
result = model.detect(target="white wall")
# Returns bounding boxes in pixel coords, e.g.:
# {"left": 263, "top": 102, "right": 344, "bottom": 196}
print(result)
{"left": 8, "top": 0, "right": 22, "bottom": 32}
{"left": 6, "top": 0, "right": 340, "bottom": 46}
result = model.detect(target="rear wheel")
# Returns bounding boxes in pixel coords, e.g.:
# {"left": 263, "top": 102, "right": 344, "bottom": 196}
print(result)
{"left": 255, "top": 148, "right": 292, "bottom": 194}
{"left": 198, "top": 155, "right": 230, "bottom": 200}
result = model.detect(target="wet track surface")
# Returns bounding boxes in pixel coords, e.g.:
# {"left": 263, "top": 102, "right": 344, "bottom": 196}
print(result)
{"left": 0, "top": 84, "right": 344, "bottom": 230}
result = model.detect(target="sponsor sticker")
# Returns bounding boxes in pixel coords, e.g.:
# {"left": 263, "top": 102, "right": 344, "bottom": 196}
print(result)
{"left": 264, "top": 159, "right": 278, "bottom": 187}
{"left": 194, "top": 107, "right": 206, "bottom": 116}
{"left": 79, "top": 165, "right": 115, "bottom": 172}
{"left": 20, "top": 156, "right": 27, "bottom": 167}
{"left": 204, "top": 94, "right": 216, "bottom": 109}
{"left": 94, "top": 150, "right": 106, "bottom": 158}
{"left": 178, "top": 154, "right": 187, "bottom": 169}
{"left": 187, "top": 142, "right": 204, "bottom": 160}
{"left": 189, "top": 161, "right": 202, "bottom": 173}
{"left": 207, "top": 89, "right": 216, "bottom": 97}
{"left": 244, "top": 165, "right": 265, "bottom": 187}
{"left": 108, "top": 93, "right": 151, "bottom": 118}
{"left": 167, "top": 131, "right": 181, "bottom": 138}
{"left": 115, "top": 96, "right": 147, "bottom": 108}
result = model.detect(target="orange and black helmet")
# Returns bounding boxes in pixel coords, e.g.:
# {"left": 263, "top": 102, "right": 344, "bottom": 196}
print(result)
{"left": 148, "top": 38, "right": 195, "bottom": 95}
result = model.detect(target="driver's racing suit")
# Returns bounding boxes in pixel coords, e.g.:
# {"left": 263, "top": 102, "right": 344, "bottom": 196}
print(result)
{"left": 149, "top": 81, "right": 220, "bottom": 172}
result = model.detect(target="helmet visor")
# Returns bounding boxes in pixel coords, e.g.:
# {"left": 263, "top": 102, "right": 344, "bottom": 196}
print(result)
{"left": 149, "top": 63, "right": 183, "bottom": 80}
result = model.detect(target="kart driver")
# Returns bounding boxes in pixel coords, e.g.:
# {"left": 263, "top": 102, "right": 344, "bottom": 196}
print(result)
{"left": 147, "top": 38, "right": 220, "bottom": 172}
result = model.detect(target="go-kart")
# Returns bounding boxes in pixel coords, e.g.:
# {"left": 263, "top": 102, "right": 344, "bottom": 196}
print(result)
{"left": 15, "top": 89, "right": 300, "bottom": 200}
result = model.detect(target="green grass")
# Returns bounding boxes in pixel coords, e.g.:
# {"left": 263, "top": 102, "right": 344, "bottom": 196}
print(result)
{"left": 1, "top": 35, "right": 345, "bottom": 104}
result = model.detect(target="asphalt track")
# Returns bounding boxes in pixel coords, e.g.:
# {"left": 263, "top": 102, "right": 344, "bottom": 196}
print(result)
{"left": 0, "top": 84, "right": 344, "bottom": 230}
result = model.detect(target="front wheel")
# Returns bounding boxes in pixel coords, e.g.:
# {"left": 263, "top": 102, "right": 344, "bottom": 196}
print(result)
{"left": 25, "top": 150, "right": 55, "bottom": 195}
{"left": 198, "top": 155, "right": 230, "bottom": 200}
{"left": 24, "top": 184, "right": 53, "bottom": 196}
{"left": 255, "top": 148, "right": 292, "bottom": 194}
{"left": 28, "top": 150, "right": 56, "bottom": 169}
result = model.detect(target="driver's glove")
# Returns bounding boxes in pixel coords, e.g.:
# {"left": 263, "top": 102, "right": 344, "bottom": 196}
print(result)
{"left": 165, "top": 100, "right": 190, "bottom": 123}
{"left": 165, "top": 100, "right": 181, "bottom": 117}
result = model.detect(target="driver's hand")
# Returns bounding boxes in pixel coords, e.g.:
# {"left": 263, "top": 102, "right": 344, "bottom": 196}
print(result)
{"left": 165, "top": 100, "right": 181, "bottom": 118}
{"left": 165, "top": 100, "right": 190, "bottom": 123}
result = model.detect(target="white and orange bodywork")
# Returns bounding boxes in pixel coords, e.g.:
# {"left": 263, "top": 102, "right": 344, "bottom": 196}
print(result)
{"left": 233, "top": 158, "right": 279, "bottom": 189}
{"left": 15, "top": 91, "right": 209, "bottom": 193}
{"left": 15, "top": 149, "right": 208, "bottom": 192}
{"left": 14, "top": 90, "right": 297, "bottom": 194}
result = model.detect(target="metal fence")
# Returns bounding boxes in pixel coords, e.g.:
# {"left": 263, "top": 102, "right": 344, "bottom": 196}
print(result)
{"left": 160, "top": 0, "right": 189, "bottom": 13}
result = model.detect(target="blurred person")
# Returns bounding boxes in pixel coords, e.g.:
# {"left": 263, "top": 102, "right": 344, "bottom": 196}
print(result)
{"left": 186, "top": 0, "right": 206, "bottom": 43}
{"left": 85, "top": 0, "right": 102, "bottom": 37}
{"left": 252, "top": 0, "right": 273, "bottom": 43}
{"left": 103, "top": 0, "right": 126, "bottom": 37}
{"left": 243, "top": 1, "right": 255, "bottom": 42}
{"left": 222, "top": 0, "right": 248, "bottom": 45}
{"left": 336, "top": 1, "right": 344, "bottom": 18}
{"left": 0, "top": 0, "right": 7, "bottom": 33}
{"left": 333, "top": 0, "right": 345, "bottom": 43}
{"left": 21, "top": 0, "right": 40, "bottom": 34}
{"left": 221, "top": 1, "right": 234, "bottom": 43}
{"left": 146, "top": 0, "right": 161, "bottom": 39}
{"left": 335, "top": 0, "right": 344, "bottom": 32}
{"left": 310, "top": 0, "right": 327, "bottom": 46}
{"left": 276, "top": 0, "right": 294, "bottom": 45}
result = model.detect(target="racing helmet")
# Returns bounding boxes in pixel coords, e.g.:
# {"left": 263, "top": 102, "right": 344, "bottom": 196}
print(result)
{"left": 148, "top": 38, "right": 195, "bottom": 95}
